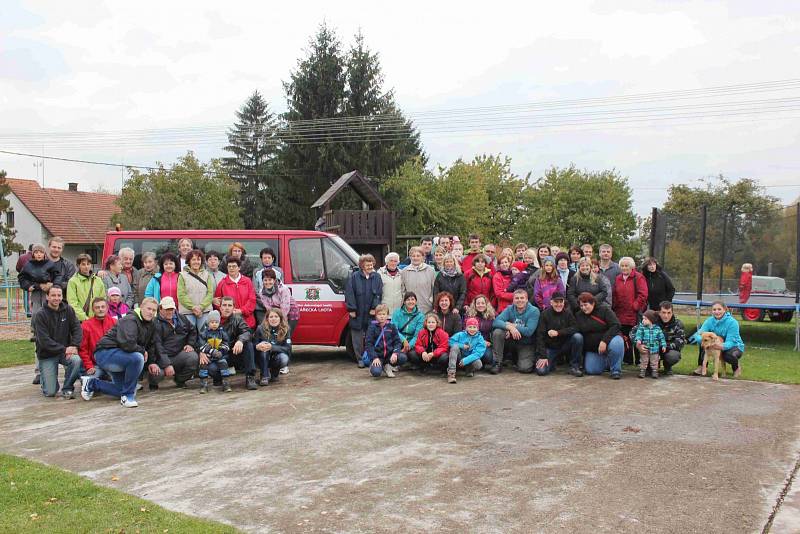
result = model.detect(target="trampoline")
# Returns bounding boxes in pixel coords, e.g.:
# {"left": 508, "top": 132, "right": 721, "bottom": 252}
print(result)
{"left": 672, "top": 292, "right": 800, "bottom": 350}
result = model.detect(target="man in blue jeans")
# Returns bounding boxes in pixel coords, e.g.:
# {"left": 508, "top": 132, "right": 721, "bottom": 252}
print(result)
{"left": 534, "top": 292, "right": 583, "bottom": 377}
{"left": 80, "top": 297, "right": 161, "bottom": 408}
{"left": 32, "top": 285, "right": 82, "bottom": 398}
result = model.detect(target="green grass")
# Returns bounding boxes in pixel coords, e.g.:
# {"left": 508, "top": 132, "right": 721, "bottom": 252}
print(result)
{"left": 660, "top": 314, "right": 800, "bottom": 384}
{"left": 0, "top": 339, "right": 33, "bottom": 368}
{"left": 0, "top": 453, "right": 239, "bottom": 533}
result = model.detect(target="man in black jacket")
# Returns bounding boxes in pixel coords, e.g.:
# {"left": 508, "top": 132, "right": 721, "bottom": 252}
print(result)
{"left": 81, "top": 297, "right": 160, "bottom": 408}
{"left": 631, "top": 300, "right": 685, "bottom": 375}
{"left": 33, "top": 285, "right": 82, "bottom": 398}
{"left": 147, "top": 296, "right": 199, "bottom": 390}
{"left": 218, "top": 296, "right": 258, "bottom": 390}
{"left": 47, "top": 236, "right": 75, "bottom": 290}
{"left": 534, "top": 292, "right": 583, "bottom": 377}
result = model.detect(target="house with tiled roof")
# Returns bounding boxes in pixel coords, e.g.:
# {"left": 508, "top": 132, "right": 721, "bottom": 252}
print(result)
{"left": 3, "top": 178, "right": 120, "bottom": 271}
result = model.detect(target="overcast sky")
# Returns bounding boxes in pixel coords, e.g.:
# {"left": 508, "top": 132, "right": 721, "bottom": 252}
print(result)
{"left": 2, "top": 1, "right": 800, "bottom": 216}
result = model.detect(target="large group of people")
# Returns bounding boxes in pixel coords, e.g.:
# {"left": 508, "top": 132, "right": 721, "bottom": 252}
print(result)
{"left": 19, "top": 238, "right": 297, "bottom": 407}
{"left": 18, "top": 232, "right": 747, "bottom": 406}
{"left": 349, "top": 234, "right": 745, "bottom": 383}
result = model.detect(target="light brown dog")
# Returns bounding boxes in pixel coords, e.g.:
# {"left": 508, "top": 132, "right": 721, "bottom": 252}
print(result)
{"left": 701, "top": 332, "right": 726, "bottom": 381}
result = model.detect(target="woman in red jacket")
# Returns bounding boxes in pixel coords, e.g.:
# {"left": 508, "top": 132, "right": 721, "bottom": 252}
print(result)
{"left": 492, "top": 253, "right": 514, "bottom": 313}
{"left": 79, "top": 298, "right": 116, "bottom": 377}
{"left": 611, "top": 256, "right": 649, "bottom": 364}
{"left": 465, "top": 254, "right": 494, "bottom": 309}
{"left": 410, "top": 313, "right": 450, "bottom": 373}
{"left": 213, "top": 257, "right": 257, "bottom": 329}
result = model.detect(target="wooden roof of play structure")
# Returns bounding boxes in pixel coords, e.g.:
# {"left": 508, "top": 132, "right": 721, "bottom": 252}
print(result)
{"left": 311, "top": 170, "right": 390, "bottom": 211}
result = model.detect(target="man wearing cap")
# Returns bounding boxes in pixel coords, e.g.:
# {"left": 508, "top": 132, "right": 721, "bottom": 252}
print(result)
{"left": 490, "top": 289, "right": 540, "bottom": 374}
{"left": 535, "top": 291, "right": 583, "bottom": 377}
{"left": 148, "top": 296, "right": 198, "bottom": 390}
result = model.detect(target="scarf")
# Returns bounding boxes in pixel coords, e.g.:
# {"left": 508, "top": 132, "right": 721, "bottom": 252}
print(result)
{"left": 262, "top": 284, "right": 277, "bottom": 297}
{"left": 442, "top": 266, "right": 458, "bottom": 277}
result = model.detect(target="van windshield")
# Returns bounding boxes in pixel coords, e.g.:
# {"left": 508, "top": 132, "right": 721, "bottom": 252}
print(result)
{"left": 327, "top": 235, "right": 359, "bottom": 264}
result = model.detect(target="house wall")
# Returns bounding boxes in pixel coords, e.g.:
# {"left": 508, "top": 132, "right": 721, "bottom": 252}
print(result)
{"left": 4, "top": 192, "right": 46, "bottom": 274}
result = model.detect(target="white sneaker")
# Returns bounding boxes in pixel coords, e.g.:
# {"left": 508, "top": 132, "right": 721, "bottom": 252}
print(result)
{"left": 279, "top": 366, "right": 289, "bottom": 375}
{"left": 384, "top": 363, "right": 395, "bottom": 378}
{"left": 136, "top": 383, "right": 143, "bottom": 391}
{"left": 120, "top": 395, "right": 139, "bottom": 408}
{"left": 228, "top": 368, "right": 236, "bottom": 376}
{"left": 80, "top": 376, "right": 94, "bottom": 401}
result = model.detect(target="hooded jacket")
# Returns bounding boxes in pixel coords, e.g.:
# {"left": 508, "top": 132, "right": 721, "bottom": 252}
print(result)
{"left": 33, "top": 301, "right": 82, "bottom": 359}
{"left": 95, "top": 308, "right": 160, "bottom": 357}
{"left": 690, "top": 311, "right": 745, "bottom": 352}
{"left": 492, "top": 270, "right": 514, "bottom": 313}
{"left": 448, "top": 330, "right": 487, "bottom": 366}
{"left": 364, "top": 319, "right": 403, "bottom": 361}
{"left": 66, "top": 270, "right": 107, "bottom": 321}
{"left": 18, "top": 258, "right": 60, "bottom": 291}
{"left": 530, "top": 276, "right": 566, "bottom": 310}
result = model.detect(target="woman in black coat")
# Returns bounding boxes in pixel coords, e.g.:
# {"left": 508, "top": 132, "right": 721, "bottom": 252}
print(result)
{"left": 642, "top": 257, "right": 675, "bottom": 310}
{"left": 433, "top": 253, "right": 467, "bottom": 312}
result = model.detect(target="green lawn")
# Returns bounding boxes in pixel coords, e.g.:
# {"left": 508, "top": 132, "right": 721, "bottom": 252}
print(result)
{"left": 0, "top": 339, "right": 33, "bottom": 369}
{"left": 0, "top": 453, "right": 239, "bottom": 533}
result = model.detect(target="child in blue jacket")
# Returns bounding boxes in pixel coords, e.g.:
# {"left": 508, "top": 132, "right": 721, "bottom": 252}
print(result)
{"left": 633, "top": 310, "right": 667, "bottom": 379}
{"left": 364, "top": 304, "right": 407, "bottom": 378}
{"left": 447, "top": 317, "right": 487, "bottom": 383}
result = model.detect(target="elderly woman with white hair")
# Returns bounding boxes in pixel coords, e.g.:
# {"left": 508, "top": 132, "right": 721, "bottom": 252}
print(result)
{"left": 378, "top": 252, "right": 404, "bottom": 314}
{"left": 611, "top": 256, "right": 649, "bottom": 363}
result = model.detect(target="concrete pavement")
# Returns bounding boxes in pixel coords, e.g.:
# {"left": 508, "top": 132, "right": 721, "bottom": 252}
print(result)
{"left": 1, "top": 347, "right": 799, "bottom": 533}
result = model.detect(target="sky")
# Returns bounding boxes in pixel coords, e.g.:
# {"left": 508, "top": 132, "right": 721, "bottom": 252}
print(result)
{"left": 1, "top": 0, "right": 800, "bottom": 217}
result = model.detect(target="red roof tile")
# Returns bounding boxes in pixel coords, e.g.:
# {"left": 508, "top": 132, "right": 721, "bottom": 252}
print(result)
{"left": 6, "top": 178, "right": 120, "bottom": 244}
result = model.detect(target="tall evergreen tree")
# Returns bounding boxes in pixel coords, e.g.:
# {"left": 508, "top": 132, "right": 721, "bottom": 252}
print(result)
{"left": 278, "top": 24, "right": 424, "bottom": 227}
{"left": 223, "top": 91, "right": 281, "bottom": 228}
{"left": 280, "top": 22, "right": 349, "bottom": 228}
{"left": 343, "top": 31, "right": 424, "bottom": 185}
{"left": 0, "top": 169, "right": 22, "bottom": 260}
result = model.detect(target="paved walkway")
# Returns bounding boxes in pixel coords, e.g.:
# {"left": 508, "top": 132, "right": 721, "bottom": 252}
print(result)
{"left": 2, "top": 348, "right": 799, "bottom": 533}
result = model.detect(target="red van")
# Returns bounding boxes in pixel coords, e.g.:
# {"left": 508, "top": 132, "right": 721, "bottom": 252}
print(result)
{"left": 102, "top": 230, "right": 359, "bottom": 353}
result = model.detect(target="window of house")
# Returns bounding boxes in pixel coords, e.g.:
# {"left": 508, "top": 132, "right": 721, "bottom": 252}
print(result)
{"left": 5, "top": 209, "right": 13, "bottom": 228}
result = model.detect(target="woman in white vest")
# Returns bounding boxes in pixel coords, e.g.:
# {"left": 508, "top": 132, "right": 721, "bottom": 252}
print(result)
{"left": 177, "top": 249, "right": 214, "bottom": 331}
{"left": 378, "top": 252, "right": 403, "bottom": 314}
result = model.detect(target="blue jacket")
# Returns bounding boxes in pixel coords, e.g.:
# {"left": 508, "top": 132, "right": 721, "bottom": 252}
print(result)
{"left": 364, "top": 319, "right": 403, "bottom": 362}
{"left": 448, "top": 330, "right": 487, "bottom": 366}
{"left": 144, "top": 272, "right": 162, "bottom": 301}
{"left": 690, "top": 312, "right": 745, "bottom": 352}
{"left": 391, "top": 305, "right": 425, "bottom": 348}
{"left": 492, "top": 303, "right": 540, "bottom": 344}
{"left": 345, "top": 270, "right": 383, "bottom": 331}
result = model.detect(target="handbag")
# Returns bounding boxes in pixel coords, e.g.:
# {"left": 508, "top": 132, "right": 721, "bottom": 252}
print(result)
{"left": 362, "top": 327, "right": 387, "bottom": 366}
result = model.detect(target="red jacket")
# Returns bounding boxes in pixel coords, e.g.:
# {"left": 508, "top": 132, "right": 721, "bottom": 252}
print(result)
{"left": 461, "top": 252, "right": 495, "bottom": 276}
{"left": 465, "top": 269, "right": 495, "bottom": 308}
{"left": 414, "top": 327, "right": 450, "bottom": 357}
{"left": 492, "top": 270, "right": 514, "bottom": 312}
{"left": 79, "top": 315, "right": 116, "bottom": 370}
{"left": 612, "top": 270, "right": 648, "bottom": 326}
{"left": 738, "top": 271, "right": 752, "bottom": 303}
{"left": 214, "top": 275, "right": 257, "bottom": 328}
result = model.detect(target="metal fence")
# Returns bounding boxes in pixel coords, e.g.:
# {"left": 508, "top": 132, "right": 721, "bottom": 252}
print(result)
{"left": 0, "top": 279, "right": 28, "bottom": 325}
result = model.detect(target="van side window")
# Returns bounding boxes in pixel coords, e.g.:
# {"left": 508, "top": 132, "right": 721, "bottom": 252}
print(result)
{"left": 289, "top": 239, "right": 325, "bottom": 282}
